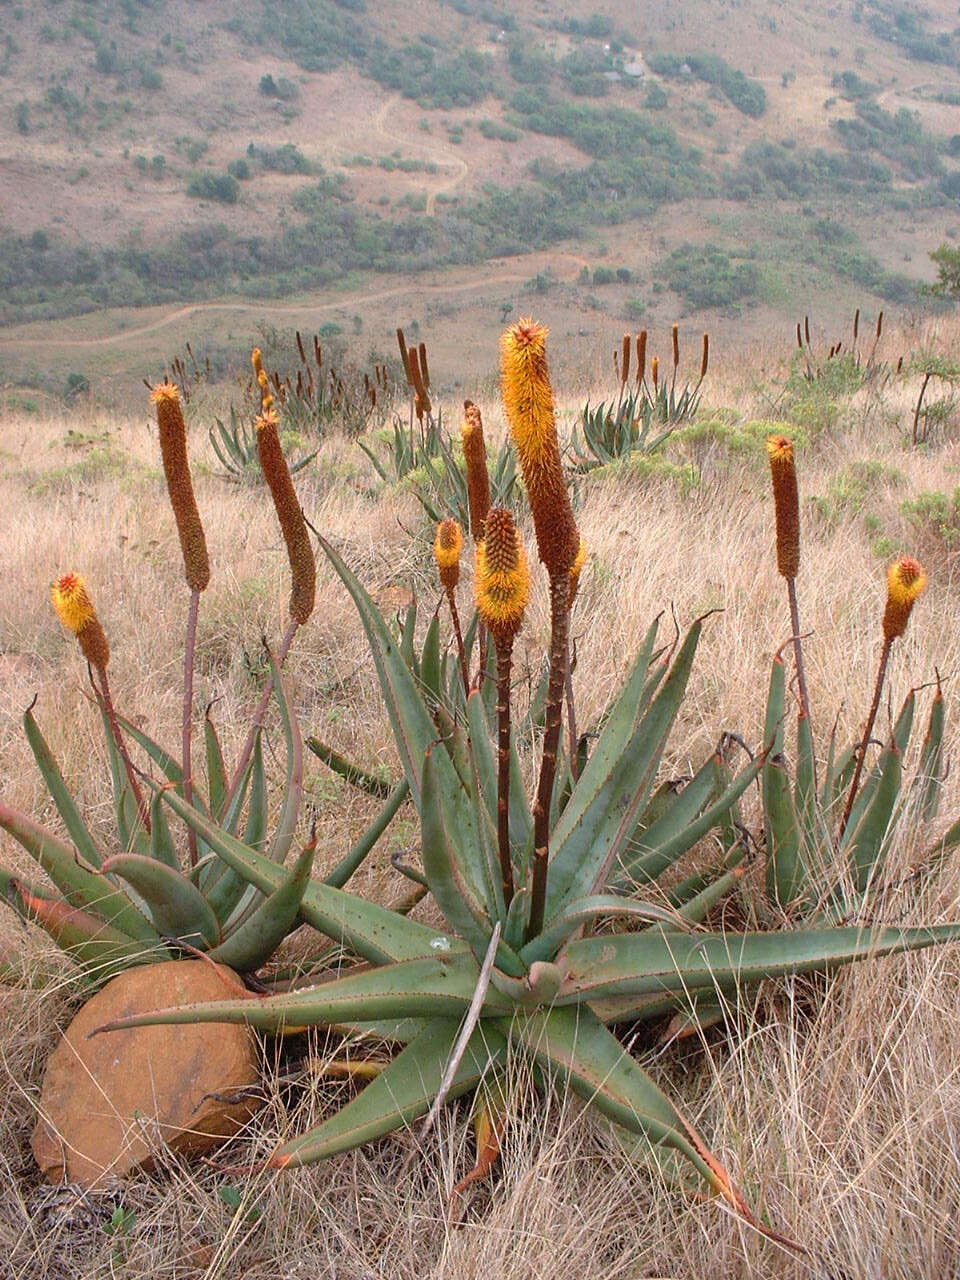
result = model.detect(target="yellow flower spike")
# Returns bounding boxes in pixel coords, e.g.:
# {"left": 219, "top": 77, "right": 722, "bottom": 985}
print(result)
{"left": 433, "top": 518, "right": 463, "bottom": 591}
{"left": 255, "top": 409, "right": 316, "bottom": 626}
{"left": 765, "top": 434, "right": 800, "bottom": 580}
{"left": 461, "top": 401, "right": 491, "bottom": 541}
{"left": 50, "top": 572, "right": 110, "bottom": 670}
{"left": 883, "top": 555, "right": 926, "bottom": 641}
{"left": 651, "top": 355, "right": 659, "bottom": 391}
{"left": 475, "top": 507, "right": 530, "bottom": 646}
{"left": 151, "top": 380, "right": 210, "bottom": 592}
{"left": 499, "top": 319, "right": 578, "bottom": 579}
{"left": 568, "top": 535, "right": 587, "bottom": 605}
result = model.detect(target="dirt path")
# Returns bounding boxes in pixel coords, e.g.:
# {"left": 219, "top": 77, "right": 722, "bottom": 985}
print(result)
{"left": 0, "top": 254, "right": 590, "bottom": 350}
{"left": 371, "top": 94, "right": 469, "bottom": 216}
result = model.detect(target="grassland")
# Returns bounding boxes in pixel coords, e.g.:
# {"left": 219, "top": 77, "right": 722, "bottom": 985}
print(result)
{"left": 2, "top": 309, "right": 960, "bottom": 1277}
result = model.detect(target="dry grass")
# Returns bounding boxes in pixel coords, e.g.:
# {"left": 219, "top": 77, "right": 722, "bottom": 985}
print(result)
{"left": 2, "top": 317, "right": 960, "bottom": 1278}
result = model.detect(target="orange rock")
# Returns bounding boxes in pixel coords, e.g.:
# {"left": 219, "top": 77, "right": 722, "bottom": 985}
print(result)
{"left": 32, "top": 960, "right": 260, "bottom": 1188}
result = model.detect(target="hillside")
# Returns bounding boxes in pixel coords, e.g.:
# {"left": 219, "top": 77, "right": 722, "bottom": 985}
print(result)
{"left": 2, "top": 0, "right": 960, "bottom": 397}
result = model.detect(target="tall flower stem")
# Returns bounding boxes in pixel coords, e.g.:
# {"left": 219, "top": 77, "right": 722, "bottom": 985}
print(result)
{"left": 786, "top": 577, "right": 813, "bottom": 741}
{"left": 837, "top": 637, "right": 891, "bottom": 842}
{"left": 446, "top": 587, "right": 469, "bottom": 694}
{"left": 528, "top": 573, "right": 569, "bottom": 940}
{"left": 182, "top": 588, "right": 200, "bottom": 865}
{"left": 495, "top": 644, "right": 515, "bottom": 908}
{"left": 224, "top": 618, "right": 298, "bottom": 812}
{"left": 93, "top": 663, "right": 151, "bottom": 836}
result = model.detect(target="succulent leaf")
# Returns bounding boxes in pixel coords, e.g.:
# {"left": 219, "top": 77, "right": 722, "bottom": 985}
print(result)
{"left": 100, "top": 852, "right": 222, "bottom": 949}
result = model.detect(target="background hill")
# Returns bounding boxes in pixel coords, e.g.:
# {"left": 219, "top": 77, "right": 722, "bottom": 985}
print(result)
{"left": 1, "top": 0, "right": 960, "bottom": 398}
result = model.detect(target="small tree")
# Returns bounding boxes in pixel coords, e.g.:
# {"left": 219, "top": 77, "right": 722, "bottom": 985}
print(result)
{"left": 929, "top": 242, "right": 960, "bottom": 297}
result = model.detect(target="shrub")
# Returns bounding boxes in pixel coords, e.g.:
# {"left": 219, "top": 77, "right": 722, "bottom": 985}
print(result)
{"left": 186, "top": 172, "right": 240, "bottom": 204}
{"left": 661, "top": 242, "right": 759, "bottom": 310}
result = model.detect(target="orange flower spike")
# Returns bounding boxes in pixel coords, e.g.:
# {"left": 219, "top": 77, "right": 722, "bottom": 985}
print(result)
{"left": 883, "top": 556, "right": 926, "bottom": 641}
{"left": 50, "top": 572, "right": 110, "bottom": 669}
{"left": 765, "top": 434, "right": 800, "bottom": 580}
{"left": 475, "top": 507, "right": 530, "bottom": 645}
{"left": 499, "top": 319, "right": 578, "bottom": 578}
{"left": 461, "top": 401, "right": 491, "bottom": 541}
{"left": 151, "top": 381, "right": 210, "bottom": 592}
{"left": 255, "top": 409, "right": 316, "bottom": 626}
{"left": 434, "top": 519, "right": 463, "bottom": 591}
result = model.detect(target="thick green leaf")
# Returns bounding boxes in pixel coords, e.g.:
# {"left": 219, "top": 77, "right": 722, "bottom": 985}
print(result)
{"left": 1, "top": 869, "right": 158, "bottom": 979}
{"left": 558, "top": 923, "right": 960, "bottom": 1004}
{"left": 419, "top": 612, "right": 442, "bottom": 703}
{"left": 94, "top": 951, "right": 510, "bottom": 1035}
{"left": 0, "top": 802, "right": 161, "bottom": 945}
{"left": 847, "top": 741, "right": 901, "bottom": 893}
{"left": 521, "top": 894, "right": 682, "bottom": 964}
{"left": 272, "top": 1018, "right": 508, "bottom": 1168}
{"left": 318, "top": 535, "right": 441, "bottom": 810}
{"left": 623, "top": 752, "right": 762, "bottom": 889}
{"left": 209, "top": 840, "right": 314, "bottom": 971}
{"left": 100, "top": 853, "right": 221, "bottom": 949}
{"left": 157, "top": 785, "right": 463, "bottom": 963}
{"left": 23, "top": 709, "right": 105, "bottom": 869}
{"left": 100, "top": 705, "right": 148, "bottom": 855}
{"left": 501, "top": 1005, "right": 736, "bottom": 1199}
{"left": 264, "top": 653, "right": 303, "bottom": 867}
{"left": 204, "top": 712, "right": 228, "bottom": 821}
{"left": 547, "top": 620, "right": 704, "bottom": 913}
{"left": 148, "top": 790, "right": 179, "bottom": 870}
{"left": 915, "top": 679, "right": 944, "bottom": 822}
{"left": 305, "top": 738, "right": 395, "bottom": 798}
{"left": 548, "top": 619, "right": 659, "bottom": 857}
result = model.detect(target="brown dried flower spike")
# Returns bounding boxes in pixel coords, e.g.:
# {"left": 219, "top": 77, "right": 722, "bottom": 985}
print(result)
{"left": 461, "top": 401, "right": 491, "bottom": 541}
{"left": 255, "top": 408, "right": 316, "bottom": 626}
{"left": 151, "top": 381, "right": 210, "bottom": 592}
{"left": 765, "top": 434, "right": 800, "bottom": 580}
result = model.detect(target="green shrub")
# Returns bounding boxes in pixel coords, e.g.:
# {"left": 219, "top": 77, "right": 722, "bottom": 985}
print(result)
{"left": 661, "top": 243, "right": 759, "bottom": 310}
{"left": 186, "top": 171, "right": 240, "bottom": 203}
{"left": 902, "top": 487, "right": 960, "bottom": 548}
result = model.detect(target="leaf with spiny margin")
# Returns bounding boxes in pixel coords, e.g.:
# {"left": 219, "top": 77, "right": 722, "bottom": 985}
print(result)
{"left": 419, "top": 612, "right": 442, "bottom": 704}
{"left": 23, "top": 708, "right": 105, "bottom": 869}
{"left": 617, "top": 751, "right": 761, "bottom": 890}
{"left": 148, "top": 790, "right": 179, "bottom": 870}
{"left": 99, "top": 705, "right": 148, "bottom": 855}
{"left": 0, "top": 802, "right": 161, "bottom": 945}
{"left": 846, "top": 740, "right": 901, "bottom": 893}
{"left": 264, "top": 652, "right": 303, "bottom": 866}
{"left": 319, "top": 536, "right": 466, "bottom": 827}
{"left": 500, "top": 1005, "right": 755, "bottom": 1215}
{"left": 156, "top": 784, "right": 465, "bottom": 963}
{"left": 1, "top": 872, "right": 156, "bottom": 981}
{"left": 546, "top": 620, "right": 704, "bottom": 914}
{"left": 466, "top": 690, "right": 533, "bottom": 853}
{"left": 422, "top": 750, "right": 522, "bottom": 975}
{"left": 399, "top": 599, "right": 418, "bottom": 674}
{"left": 93, "top": 951, "right": 509, "bottom": 1036}
{"left": 557, "top": 923, "right": 960, "bottom": 1005}
{"left": 548, "top": 618, "right": 658, "bottom": 856}
{"left": 208, "top": 839, "right": 315, "bottom": 971}
{"left": 100, "top": 853, "right": 221, "bottom": 949}
{"left": 915, "top": 677, "right": 944, "bottom": 822}
{"left": 521, "top": 894, "right": 682, "bottom": 965}
{"left": 204, "top": 711, "right": 228, "bottom": 821}
{"left": 271, "top": 1018, "right": 508, "bottom": 1168}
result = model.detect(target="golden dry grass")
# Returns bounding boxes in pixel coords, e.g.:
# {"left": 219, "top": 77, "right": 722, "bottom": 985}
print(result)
{"left": 1, "top": 316, "right": 960, "bottom": 1278}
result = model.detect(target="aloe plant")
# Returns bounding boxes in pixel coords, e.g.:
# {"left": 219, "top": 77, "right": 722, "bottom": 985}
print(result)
{"left": 209, "top": 405, "right": 317, "bottom": 484}
{"left": 30, "top": 323, "right": 960, "bottom": 1244}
